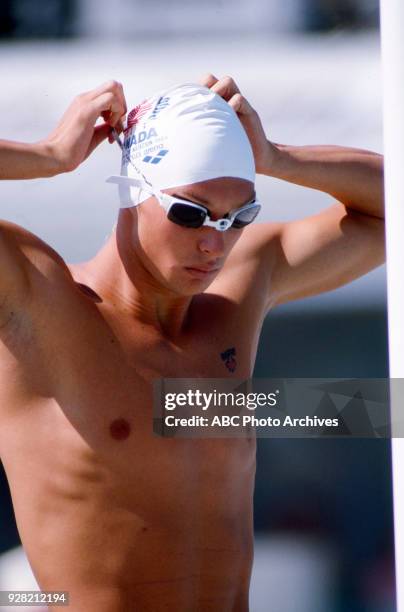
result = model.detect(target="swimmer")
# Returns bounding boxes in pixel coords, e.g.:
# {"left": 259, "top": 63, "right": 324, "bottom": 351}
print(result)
{"left": 0, "top": 76, "right": 384, "bottom": 611}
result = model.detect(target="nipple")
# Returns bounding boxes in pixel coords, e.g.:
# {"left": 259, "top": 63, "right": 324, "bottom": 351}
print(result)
{"left": 109, "top": 418, "right": 131, "bottom": 440}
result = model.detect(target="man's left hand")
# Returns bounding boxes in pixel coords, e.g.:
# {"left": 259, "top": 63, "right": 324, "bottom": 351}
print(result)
{"left": 199, "top": 73, "right": 276, "bottom": 174}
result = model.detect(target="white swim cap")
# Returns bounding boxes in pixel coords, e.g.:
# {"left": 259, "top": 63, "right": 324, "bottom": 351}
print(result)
{"left": 107, "top": 82, "right": 255, "bottom": 208}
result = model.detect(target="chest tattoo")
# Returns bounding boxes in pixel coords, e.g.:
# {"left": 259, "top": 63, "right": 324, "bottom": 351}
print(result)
{"left": 109, "top": 418, "right": 131, "bottom": 440}
{"left": 220, "top": 347, "right": 237, "bottom": 373}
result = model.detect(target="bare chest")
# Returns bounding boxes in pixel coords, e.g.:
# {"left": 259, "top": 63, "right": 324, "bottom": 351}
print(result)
{"left": 49, "top": 303, "right": 258, "bottom": 446}
{"left": 1, "top": 290, "right": 260, "bottom": 540}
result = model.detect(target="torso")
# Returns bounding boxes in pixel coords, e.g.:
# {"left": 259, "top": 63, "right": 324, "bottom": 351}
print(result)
{"left": 0, "top": 231, "right": 272, "bottom": 612}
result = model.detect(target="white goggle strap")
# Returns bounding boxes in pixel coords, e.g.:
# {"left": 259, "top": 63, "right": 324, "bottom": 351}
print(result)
{"left": 155, "top": 192, "right": 173, "bottom": 213}
{"left": 106, "top": 175, "right": 153, "bottom": 209}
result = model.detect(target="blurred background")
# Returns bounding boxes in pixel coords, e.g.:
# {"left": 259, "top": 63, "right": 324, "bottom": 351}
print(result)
{"left": 0, "top": 1, "right": 394, "bottom": 611}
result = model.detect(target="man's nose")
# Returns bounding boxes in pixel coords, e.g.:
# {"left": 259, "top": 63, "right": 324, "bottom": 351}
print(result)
{"left": 198, "top": 229, "right": 225, "bottom": 256}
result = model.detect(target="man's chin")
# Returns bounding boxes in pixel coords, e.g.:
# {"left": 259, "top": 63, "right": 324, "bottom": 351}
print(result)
{"left": 171, "top": 282, "right": 211, "bottom": 297}
{"left": 166, "top": 274, "right": 215, "bottom": 296}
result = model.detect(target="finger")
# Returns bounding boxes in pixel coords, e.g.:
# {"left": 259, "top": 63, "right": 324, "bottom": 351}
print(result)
{"left": 106, "top": 81, "right": 127, "bottom": 117}
{"left": 91, "top": 92, "right": 126, "bottom": 127}
{"left": 228, "top": 92, "right": 254, "bottom": 116}
{"left": 87, "top": 80, "right": 124, "bottom": 102}
{"left": 210, "top": 75, "right": 240, "bottom": 102}
{"left": 109, "top": 108, "right": 126, "bottom": 128}
{"left": 115, "top": 119, "right": 125, "bottom": 134}
{"left": 107, "top": 126, "right": 123, "bottom": 144}
{"left": 87, "top": 81, "right": 127, "bottom": 123}
{"left": 86, "top": 123, "right": 111, "bottom": 158}
{"left": 198, "top": 73, "right": 219, "bottom": 88}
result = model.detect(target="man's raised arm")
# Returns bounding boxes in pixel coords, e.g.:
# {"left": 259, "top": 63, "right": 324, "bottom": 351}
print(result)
{"left": 0, "top": 81, "right": 127, "bottom": 327}
{"left": 262, "top": 143, "right": 384, "bottom": 220}
{"left": 200, "top": 73, "right": 383, "bottom": 221}
{"left": 0, "top": 80, "right": 127, "bottom": 180}
{"left": 202, "top": 73, "right": 385, "bottom": 307}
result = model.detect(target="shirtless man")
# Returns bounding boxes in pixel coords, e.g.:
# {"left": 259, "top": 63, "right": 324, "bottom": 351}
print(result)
{"left": 0, "top": 76, "right": 385, "bottom": 611}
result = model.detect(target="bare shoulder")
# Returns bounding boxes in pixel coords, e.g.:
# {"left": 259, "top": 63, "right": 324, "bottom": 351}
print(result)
{"left": 0, "top": 220, "right": 74, "bottom": 334}
{"left": 0, "top": 219, "right": 72, "bottom": 328}
{"left": 0, "top": 219, "right": 74, "bottom": 320}
{"left": 0, "top": 220, "right": 73, "bottom": 409}
{"left": 0, "top": 219, "right": 73, "bottom": 343}
{"left": 0, "top": 219, "right": 71, "bottom": 279}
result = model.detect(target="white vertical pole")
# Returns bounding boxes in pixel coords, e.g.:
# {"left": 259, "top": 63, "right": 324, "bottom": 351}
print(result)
{"left": 380, "top": 1, "right": 404, "bottom": 609}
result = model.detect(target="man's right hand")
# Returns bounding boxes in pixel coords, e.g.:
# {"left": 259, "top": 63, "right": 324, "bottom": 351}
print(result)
{"left": 0, "top": 80, "right": 127, "bottom": 180}
{"left": 43, "top": 80, "right": 127, "bottom": 174}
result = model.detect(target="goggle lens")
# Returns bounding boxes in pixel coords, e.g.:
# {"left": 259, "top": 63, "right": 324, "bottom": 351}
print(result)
{"left": 168, "top": 203, "right": 206, "bottom": 228}
{"left": 231, "top": 204, "right": 261, "bottom": 228}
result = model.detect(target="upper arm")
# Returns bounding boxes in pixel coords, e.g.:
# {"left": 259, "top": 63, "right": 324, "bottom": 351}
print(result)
{"left": 0, "top": 222, "right": 31, "bottom": 327}
{"left": 0, "top": 220, "right": 69, "bottom": 331}
{"left": 245, "top": 203, "right": 385, "bottom": 309}
{"left": 0, "top": 221, "right": 72, "bottom": 412}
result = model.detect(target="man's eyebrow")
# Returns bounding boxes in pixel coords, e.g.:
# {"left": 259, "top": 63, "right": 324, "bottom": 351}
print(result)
{"left": 171, "top": 192, "right": 210, "bottom": 206}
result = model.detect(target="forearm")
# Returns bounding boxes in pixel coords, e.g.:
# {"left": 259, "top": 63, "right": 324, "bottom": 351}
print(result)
{"left": 0, "top": 140, "right": 60, "bottom": 180}
{"left": 264, "top": 143, "right": 384, "bottom": 219}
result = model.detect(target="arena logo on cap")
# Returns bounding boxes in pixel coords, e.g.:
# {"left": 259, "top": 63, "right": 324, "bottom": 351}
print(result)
{"left": 143, "top": 149, "right": 169, "bottom": 164}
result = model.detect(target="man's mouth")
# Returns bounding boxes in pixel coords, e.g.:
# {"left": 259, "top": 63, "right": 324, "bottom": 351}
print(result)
{"left": 185, "top": 266, "right": 220, "bottom": 277}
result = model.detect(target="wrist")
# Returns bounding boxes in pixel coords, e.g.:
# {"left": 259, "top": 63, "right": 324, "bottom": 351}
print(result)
{"left": 256, "top": 140, "right": 284, "bottom": 176}
{"left": 34, "top": 140, "right": 66, "bottom": 177}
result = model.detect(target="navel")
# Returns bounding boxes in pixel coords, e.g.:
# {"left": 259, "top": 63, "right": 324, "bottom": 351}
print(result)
{"left": 109, "top": 418, "right": 131, "bottom": 440}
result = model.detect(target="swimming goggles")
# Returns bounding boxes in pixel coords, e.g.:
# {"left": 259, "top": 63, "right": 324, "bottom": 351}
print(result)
{"left": 107, "top": 130, "right": 261, "bottom": 232}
